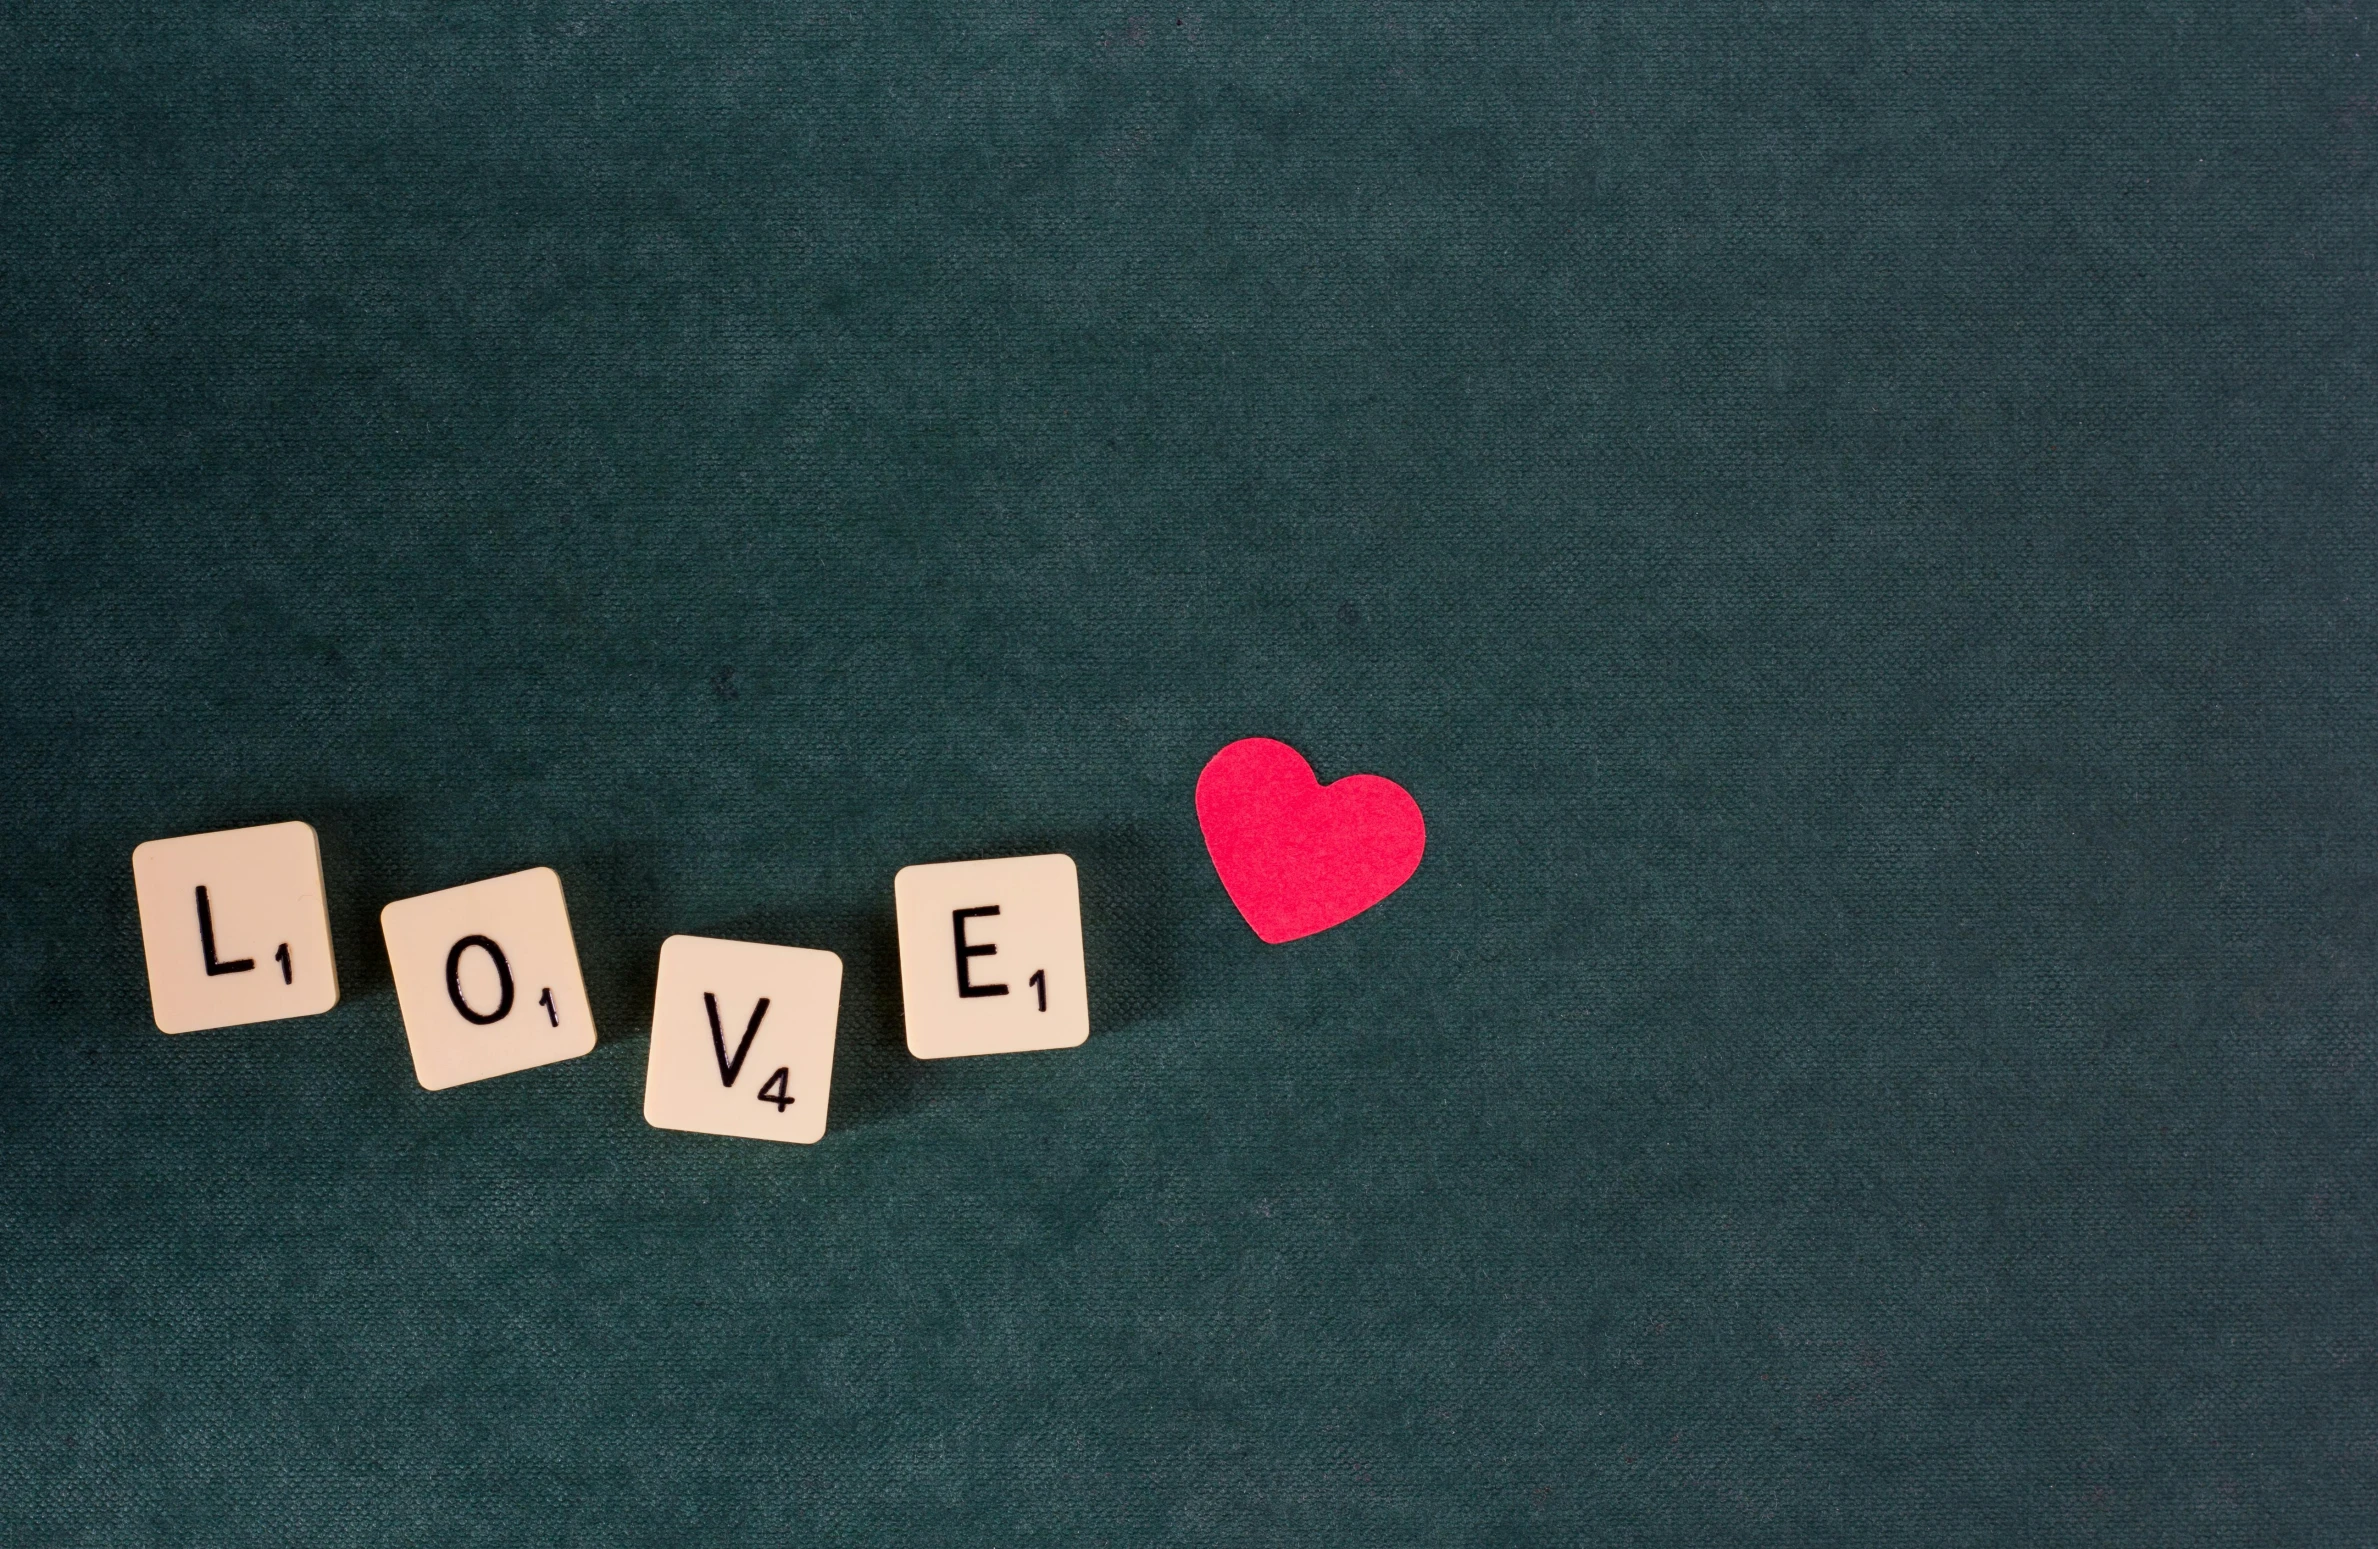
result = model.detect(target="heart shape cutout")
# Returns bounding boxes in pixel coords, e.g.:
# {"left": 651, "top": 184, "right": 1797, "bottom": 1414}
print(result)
{"left": 1196, "top": 737, "right": 1426, "bottom": 943}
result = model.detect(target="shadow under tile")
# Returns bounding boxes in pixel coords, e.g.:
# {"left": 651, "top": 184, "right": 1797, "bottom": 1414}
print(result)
{"left": 704, "top": 902, "right": 925, "bottom": 1135}
{"left": 889, "top": 824, "right": 1186, "bottom": 1041}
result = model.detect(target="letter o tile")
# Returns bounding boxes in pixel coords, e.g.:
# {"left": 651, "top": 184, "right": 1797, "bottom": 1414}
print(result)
{"left": 380, "top": 866, "right": 596, "bottom": 1091}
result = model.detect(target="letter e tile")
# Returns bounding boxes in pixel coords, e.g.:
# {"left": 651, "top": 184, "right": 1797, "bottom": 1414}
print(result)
{"left": 894, "top": 853, "right": 1089, "bottom": 1059}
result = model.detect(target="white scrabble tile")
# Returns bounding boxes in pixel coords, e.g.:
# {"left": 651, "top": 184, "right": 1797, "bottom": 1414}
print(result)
{"left": 132, "top": 820, "right": 339, "bottom": 1034}
{"left": 894, "top": 853, "right": 1089, "bottom": 1060}
{"left": 380, "top": 866, "right": 596, "bottom": 1091}
{"left": 643, "top": 934, "right": 840, "bottom": 1144}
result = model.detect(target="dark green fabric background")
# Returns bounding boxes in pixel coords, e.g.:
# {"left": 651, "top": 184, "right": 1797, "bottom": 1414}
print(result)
{"left": 3, "top": 3, "right": 2375, "bottom": 1543}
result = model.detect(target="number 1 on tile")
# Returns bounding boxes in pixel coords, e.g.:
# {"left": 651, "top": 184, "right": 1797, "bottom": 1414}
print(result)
{"left": 134, "top": 821, "right": 339, "bottom": 1034}
{"left": 893, "top": 853, "right": 1087, "bottom": 1059}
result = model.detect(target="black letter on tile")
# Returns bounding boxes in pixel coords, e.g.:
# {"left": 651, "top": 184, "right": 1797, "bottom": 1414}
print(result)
{"left": 445, "top": 935, "right": 515, "bottom": 1025}
{"left": 706, "top": 992, "right": 769, "bottom": 1087}
{"left": 195, "top": 886, "right": 255, "bottom": 976}
{"left": 953, "top": 907, "right": 1008, "bottom": 998}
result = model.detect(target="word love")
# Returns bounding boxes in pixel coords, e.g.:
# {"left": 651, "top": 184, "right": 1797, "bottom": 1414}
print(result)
{"left": 129, "top": 739, "right": 1424, "bottom": 1145}
{"left": 132, "top": 825, "right": 1089, "bottom": 1145}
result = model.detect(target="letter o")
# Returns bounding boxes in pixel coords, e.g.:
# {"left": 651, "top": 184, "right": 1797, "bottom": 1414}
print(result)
{"left": 445, "top": 935, "right": 515, "bottom": 1025}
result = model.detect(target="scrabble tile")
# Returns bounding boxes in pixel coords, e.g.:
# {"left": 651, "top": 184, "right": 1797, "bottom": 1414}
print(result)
{"left": 380, "top": 866, "right": 596, "bottom": 1091}
{"left": 643, "top": 934, "right": 840, "bottom": 1144}
{"left": 132, "top": 820, "right": 339, "bottom": 1034}
{"left": 894, "top": 853, "right": 1089, "bottom": 1059}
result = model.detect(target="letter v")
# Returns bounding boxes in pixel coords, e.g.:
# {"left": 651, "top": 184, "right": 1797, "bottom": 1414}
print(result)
{"left": 706, "top": 992, "right": 769, "bottom": 1088}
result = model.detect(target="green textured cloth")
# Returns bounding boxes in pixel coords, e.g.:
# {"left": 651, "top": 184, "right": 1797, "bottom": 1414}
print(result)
{"left": 3, "top": 3, "right": 2375, "bottom": 1543}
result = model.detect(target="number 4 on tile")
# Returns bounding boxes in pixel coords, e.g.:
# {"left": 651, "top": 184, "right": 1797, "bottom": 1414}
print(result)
{"left": 644, "top": 936, "right": 840, "bottom": 1145}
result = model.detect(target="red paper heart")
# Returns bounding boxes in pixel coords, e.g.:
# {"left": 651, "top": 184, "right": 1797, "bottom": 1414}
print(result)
{"left": 1195, "top": 737, "right": 1427, "bottom": 944}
